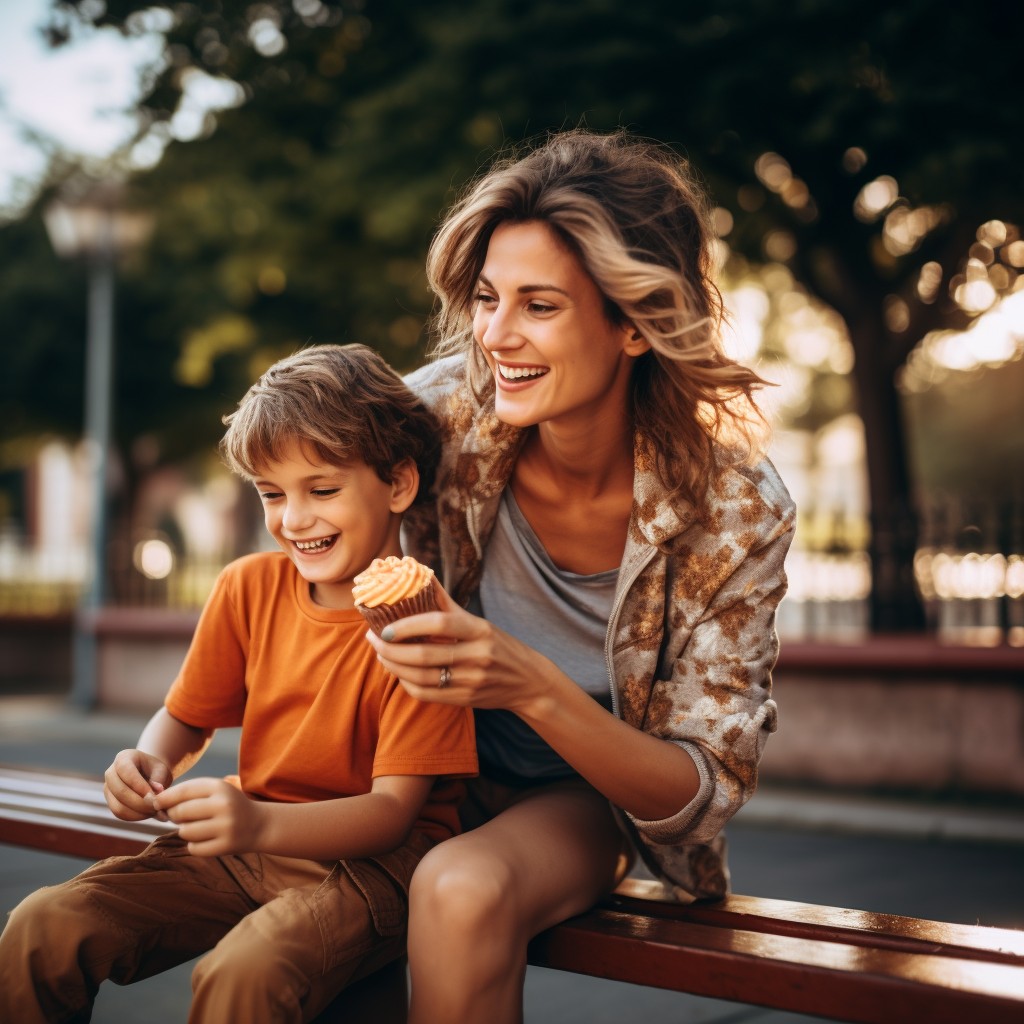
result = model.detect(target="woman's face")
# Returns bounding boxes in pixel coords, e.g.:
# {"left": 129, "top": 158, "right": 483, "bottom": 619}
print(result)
{"left": 472, "top": 220, "right": 645, "bottom": 433}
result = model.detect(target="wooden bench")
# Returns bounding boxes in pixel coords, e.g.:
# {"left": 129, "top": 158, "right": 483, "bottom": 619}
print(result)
{"left": 3, "top": 764, "right": 1024, "bottom": 1024}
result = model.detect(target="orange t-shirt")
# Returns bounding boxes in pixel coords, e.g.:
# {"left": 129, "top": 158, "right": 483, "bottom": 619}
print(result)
{"left": 164, "top": 552, "right": 477, "bottom": 843}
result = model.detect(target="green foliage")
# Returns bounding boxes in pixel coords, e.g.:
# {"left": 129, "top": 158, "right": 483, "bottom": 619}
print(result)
{"left": 7, "top": 0, "right": 1023, "bottom": 498}
{"left": 0, "top": 215, "right": 85, "bottom": 442}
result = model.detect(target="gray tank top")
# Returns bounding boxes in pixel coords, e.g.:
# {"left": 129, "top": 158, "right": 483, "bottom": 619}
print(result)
{"left": 471, "top": 489, "right": 618, "bottom": 784}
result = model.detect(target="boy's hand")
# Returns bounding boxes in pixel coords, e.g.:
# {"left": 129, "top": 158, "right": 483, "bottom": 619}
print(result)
{"left": 153, "top": 777, "right": 264, "bottom": 857}
{"left": 104, "top": 749, "right": 173, "bottom": 822}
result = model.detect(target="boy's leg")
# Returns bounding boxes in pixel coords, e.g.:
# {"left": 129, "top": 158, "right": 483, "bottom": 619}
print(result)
{"left": 405, "top": 781, "right": 626, "bottom": 1024}
{"left": 0, "top": 834, "right": 257, "bottom": 1024}
{"left": 312, "top": 954, "right": 409, "bottom": 1024}
{"left": 189, "top": 835, "right": 432, "bottom": 1024}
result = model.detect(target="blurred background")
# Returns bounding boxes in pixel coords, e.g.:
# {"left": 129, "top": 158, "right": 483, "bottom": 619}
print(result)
{"left": 1, "top": 0, "right": 1022, "bottom": 799}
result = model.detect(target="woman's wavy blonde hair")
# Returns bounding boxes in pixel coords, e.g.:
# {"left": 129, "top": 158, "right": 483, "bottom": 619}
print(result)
{"left": 426, "top": 128, "right": 770, "bottom": 507}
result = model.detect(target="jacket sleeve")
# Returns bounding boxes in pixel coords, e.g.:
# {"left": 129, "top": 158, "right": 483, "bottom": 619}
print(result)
{"left": 626, "top": 492, "right": 796, "bottom": 846}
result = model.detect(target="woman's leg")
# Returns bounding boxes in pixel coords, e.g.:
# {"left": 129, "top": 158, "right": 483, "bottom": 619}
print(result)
{"left": 406, "top": 782, "right": 625, "bottom": 1024}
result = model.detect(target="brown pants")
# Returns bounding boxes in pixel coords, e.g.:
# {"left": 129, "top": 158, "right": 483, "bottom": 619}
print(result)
{"left": 0, "top": 830, "right": 433, "bottom": 1024}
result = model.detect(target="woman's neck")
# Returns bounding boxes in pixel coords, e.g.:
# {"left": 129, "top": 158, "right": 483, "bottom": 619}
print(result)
{"left": 519, "top": 416, "right": 634, "bottom": 500}
{"left": 510, "top": 420, "right": 636, "bottom": 574}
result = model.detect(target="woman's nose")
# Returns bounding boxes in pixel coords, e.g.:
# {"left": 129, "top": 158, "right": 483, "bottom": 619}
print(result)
{"left": 479, "top": 304, "right": 521, "bottom": 351}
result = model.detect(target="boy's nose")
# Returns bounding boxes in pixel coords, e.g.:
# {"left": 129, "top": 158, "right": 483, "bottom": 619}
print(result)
{"left": 282, "top": 500, "right": 315, "bottom": 532}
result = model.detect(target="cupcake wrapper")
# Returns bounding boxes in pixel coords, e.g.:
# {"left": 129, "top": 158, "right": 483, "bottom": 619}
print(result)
{"left": 357, "top": 578, "right": 440, "bottom": 639}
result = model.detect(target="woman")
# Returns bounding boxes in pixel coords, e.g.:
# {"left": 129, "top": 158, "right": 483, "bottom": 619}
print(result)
{"left": 366, "top": 128, "right": 796, "bottom": 1023}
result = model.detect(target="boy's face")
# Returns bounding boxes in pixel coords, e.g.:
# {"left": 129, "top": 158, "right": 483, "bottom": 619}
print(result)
{"left": 253, "top": 437, "right": 412, "bottom": 609}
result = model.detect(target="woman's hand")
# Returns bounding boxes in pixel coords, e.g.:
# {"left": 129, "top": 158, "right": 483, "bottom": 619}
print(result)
{"left": 153, "top": 777, "right": 266, "bottom": 857}
{"left": 367, "top": 585, "right": 702, "bottom": 821}
{"left": 364, "top": 582, "right": 560, "bottom": 718}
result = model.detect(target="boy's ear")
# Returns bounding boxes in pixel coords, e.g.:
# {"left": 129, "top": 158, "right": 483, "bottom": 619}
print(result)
{"left": 388, "top": 458, "right": 420, "bottom": 514}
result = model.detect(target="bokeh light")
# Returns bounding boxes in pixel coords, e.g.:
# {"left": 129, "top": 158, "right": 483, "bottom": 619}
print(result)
{"left": 133, "top": 538, "right": 174, "bottom": 580}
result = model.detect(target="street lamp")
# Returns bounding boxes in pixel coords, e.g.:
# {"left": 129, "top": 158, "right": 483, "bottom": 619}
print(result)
{"left": 43, "top": 183, "right": 152, "bottom": 708}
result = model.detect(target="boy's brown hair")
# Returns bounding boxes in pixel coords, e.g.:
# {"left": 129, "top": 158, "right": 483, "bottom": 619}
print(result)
{"left": 220, "top": 343, "right": 440, "bottom": 502}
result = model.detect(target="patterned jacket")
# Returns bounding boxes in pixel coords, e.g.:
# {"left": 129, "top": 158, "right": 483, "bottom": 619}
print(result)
{"left": 403, "top": 357, "right": 796, "bottom": 901}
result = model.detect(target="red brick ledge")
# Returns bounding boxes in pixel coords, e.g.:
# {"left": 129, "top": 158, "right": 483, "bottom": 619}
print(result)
{"left": 778, "top": 635, "right": 1024, "bottom": 675}
{"left": 82, "top": 606, "right": 201, "bottom": 639}
{"left": 16, "top": 609, "right": 1023, "bottom": 677}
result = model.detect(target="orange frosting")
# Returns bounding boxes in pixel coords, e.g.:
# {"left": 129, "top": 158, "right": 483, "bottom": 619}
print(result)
{"left": 352, "top": 556, "right": 434, "bottom": 608}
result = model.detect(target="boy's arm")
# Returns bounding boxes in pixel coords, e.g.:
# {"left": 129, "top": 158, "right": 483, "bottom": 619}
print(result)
{"left": 153, "top": 773, "right": 435, "bottom": 861}
{"left": 104, "top": 708, "right": 212, "bottom": 822}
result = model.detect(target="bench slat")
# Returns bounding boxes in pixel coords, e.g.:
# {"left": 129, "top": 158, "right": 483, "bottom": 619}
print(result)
{"left": 0, "top": 790, "right": 168, "bottom": 827}
{"left": 610, "top": 879, "right": 1024, "bottom": 963}
{"left": 0, "top": 807, "right": 163, "bottom": 859}
{"left": 529, "top": 911, "right": 1024, "bottom": 1024}
{"left": 0, "top": 766, "right": 111, "bottom": 800}
{"left": 0, "top": 765, "right": 173, "bottom": 859}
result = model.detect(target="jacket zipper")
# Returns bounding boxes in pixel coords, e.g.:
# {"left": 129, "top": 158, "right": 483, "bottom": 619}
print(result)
{"left": 604, "top": 545, "right": 657, "bottom": 720}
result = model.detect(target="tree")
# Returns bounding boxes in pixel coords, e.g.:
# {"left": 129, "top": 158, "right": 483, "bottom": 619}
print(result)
{"left": 18, "top": 0, "right": 1024, "bottom": 626}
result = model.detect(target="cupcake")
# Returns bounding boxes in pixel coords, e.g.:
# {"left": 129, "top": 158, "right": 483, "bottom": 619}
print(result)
{"left": 353, "top": 555, "right": 439, "bottom": 637}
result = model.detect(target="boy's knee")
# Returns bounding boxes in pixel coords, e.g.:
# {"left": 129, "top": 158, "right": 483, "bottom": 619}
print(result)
{"left": 4, "top": 885, "right": 71, "bottom": 948}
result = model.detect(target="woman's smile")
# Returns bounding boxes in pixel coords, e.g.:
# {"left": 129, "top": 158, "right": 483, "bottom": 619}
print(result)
{"left": 495, "top": 361, "right": 549, "bottom": 384}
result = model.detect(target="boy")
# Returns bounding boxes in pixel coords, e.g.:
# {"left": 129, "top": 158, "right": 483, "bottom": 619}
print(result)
{"left": 0, "top": 344, "right": 477, "bottom": 1024}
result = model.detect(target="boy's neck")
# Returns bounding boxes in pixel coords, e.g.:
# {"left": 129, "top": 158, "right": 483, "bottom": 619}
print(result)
{"left": 308, "top": 580, "right": 356, "bottom": 610}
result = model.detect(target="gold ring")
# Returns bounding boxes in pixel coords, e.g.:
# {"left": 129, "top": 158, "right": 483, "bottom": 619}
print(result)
{"left": 439, "top": 666, "right": 452, "bottom": 689}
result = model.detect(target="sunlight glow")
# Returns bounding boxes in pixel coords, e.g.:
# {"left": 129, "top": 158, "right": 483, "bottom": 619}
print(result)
{"left": 900, "top": 289, "right": 1024, "bottom": 389}
{"left": 854, "top": 175, "right": 899, "bottom": 222}
{"left": 883, "top": 204, "right": 949, "bottom": 257}
{"left": 0, "top": 1, "right": 164, "bottom": 214}
{"left": 720, "top": 283, "right": 768, "bottom": 363}
{"left": 249, "top": 18, "right": 287, "bottom": 57}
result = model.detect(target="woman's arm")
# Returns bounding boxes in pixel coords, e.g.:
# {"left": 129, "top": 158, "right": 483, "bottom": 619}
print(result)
{"left": 518, "top": 659, "right": 703, "bottom": 820}
{"left": 366, "top": 592, "right": 699, "bottom": 822}
{"left": 640, "top": 521, "right": 793, "bottom": 844}
{"left": 152, "top": 773, "right": 435, "bottom": 860}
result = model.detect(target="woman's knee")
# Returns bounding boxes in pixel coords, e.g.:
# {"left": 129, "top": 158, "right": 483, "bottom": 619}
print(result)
{"left": 409, "top": 841, "right": 512, "bottom": 937}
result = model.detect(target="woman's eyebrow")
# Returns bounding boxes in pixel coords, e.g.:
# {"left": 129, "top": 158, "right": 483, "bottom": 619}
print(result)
{"left": 478, "top": 272, "right": 570, "bottom": 297}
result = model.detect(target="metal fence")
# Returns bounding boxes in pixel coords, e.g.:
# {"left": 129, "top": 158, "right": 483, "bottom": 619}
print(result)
{"left": 767, "top": 494, "right": 1023, "bottom": 644}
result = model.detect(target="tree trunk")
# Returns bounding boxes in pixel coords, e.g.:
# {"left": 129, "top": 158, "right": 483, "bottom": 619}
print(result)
{"left": 847, "top": 315, "right": 926, "bottom": 632}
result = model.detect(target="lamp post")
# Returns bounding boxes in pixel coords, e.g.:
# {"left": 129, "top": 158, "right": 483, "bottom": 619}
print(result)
{"left": 44, "top": 184, "right": 152, "bottom": 709}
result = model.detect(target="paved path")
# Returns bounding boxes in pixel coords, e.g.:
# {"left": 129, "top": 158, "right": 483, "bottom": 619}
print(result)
{"left": 3, "top": 697, "right": 1023, "bottom": 1023}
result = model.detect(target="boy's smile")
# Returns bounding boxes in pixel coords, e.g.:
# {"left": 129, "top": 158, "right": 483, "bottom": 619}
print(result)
{"left": 254, "top": 438, "right": 415, "bottom": 609}
{"left": 294, "top": 536, "right": 337, "bottom": 553}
